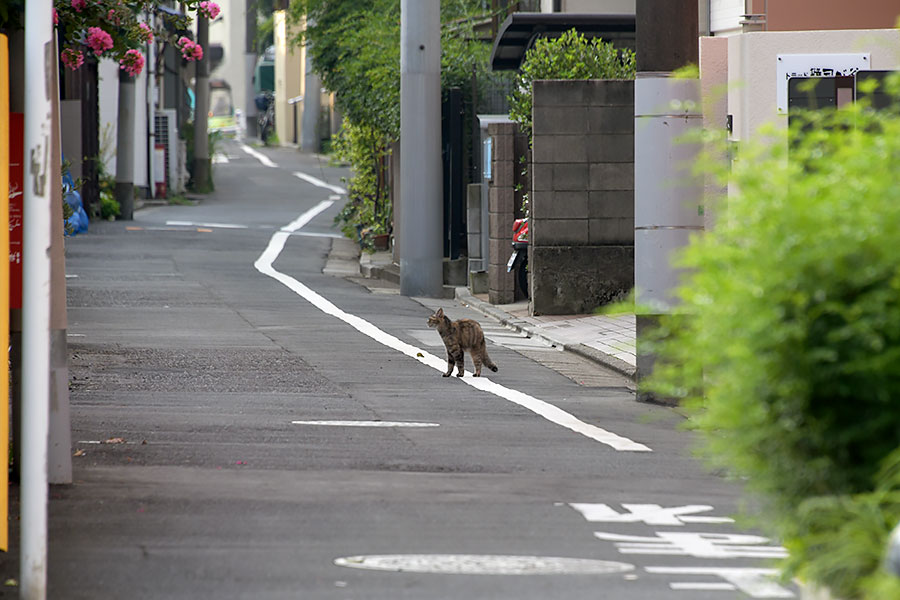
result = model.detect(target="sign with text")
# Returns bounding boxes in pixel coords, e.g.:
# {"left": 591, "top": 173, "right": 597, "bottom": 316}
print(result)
{"left": 9, "top": 112, "right": 22, "bottom": 308}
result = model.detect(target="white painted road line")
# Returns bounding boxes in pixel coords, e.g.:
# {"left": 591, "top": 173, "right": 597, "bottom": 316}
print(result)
{"left": 292, "top": 420, "right": 440, "bottom": 428}
{"left": 294, "top": 171, "right": 347, "bottom": 195}
{"left": 254, "top": 205, "right": 652, "bottom": 453}
{"left": 166, "top": 220, "right": 248, "bottom": 229}
{"left": 239, "top": 143, "right": 277, "bottom": 168}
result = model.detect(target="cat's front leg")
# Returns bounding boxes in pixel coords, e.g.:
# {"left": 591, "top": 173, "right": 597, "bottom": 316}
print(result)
{"left": 443, "top": 351, "right": 454, "bottom": 377}
{"left": 455, "top": 357, "right": 465, "bottom": 377}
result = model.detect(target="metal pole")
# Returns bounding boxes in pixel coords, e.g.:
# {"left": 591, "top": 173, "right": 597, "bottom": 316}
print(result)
{"left": 115, "top": 69, "right": 136, "bottom": 219}
{"left": 22, "top": 0, "right": 53, "bottom": 595}
{"left": 300, "top": 46, "right": 320, "bottom": 152}
{"left": 245, "top": 0, "right": 258, "bottom": 138}
{"left": 399, "top": 0, "right": 443, "bottom": 297}
{"left": 193, "top": 14, "right": 210, "bottom": 189}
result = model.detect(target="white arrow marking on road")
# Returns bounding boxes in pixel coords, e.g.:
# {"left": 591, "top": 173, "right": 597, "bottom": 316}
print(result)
{"left": 292, "top": 420, "right": 440, "bottom": 428}
{"left": 294, "top": 171, "right": 347, "bottom": 195}
{"left": 240, "top": 143, "right": 278, "bottom": 168}
{"left": 254, "top": 204, "right": 652, "bottom": 453}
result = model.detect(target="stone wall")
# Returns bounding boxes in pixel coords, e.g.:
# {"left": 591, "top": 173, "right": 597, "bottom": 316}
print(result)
{"left": 530, "top": 79, "right": 634, "bottom": 315}
{"left": 487, "top": 122, "right": 528, "bottom": 304}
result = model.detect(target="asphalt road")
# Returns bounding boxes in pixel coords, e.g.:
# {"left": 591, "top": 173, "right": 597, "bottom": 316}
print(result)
{"left": 6, "top": 139, "right": 796, "bottom": 598}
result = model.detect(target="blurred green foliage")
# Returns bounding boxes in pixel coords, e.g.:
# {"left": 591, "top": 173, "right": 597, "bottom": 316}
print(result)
{"left": 644, "top": 73, "right": 900, "bottom": 599}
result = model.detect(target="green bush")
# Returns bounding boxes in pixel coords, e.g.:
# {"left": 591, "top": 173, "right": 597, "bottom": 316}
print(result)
{"left": 507, "top": 28, "right": 636, "bottom": 138}
{"left": 645, "top": 74, "right": 900, "bottom": 598}
{"left": 99, "top": 190, "right": 120, "bottom": 220}
{"left": 331, "top": 121, "right": 391, "bottom": 250}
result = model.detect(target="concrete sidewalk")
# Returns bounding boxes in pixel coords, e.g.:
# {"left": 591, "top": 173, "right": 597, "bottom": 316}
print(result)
{"left": 357, "top": 249, "right": 637, "bottom": 380}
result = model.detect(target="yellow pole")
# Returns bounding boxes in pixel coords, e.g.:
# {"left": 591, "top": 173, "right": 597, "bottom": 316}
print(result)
{"left": 0, "top": 32, "right": 11, "bottom": 552}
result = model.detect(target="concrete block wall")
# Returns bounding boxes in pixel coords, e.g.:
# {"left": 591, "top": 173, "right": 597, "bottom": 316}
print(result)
{"left": 487, "top": 122, "right": 527, "bottom": 305}
{"left": 530, "top": 79, "right": 634, "bottom": 315}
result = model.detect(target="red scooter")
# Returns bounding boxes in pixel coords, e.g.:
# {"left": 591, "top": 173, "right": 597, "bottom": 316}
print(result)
{"left": 506, "top": 218, "right": 529, "bottom": 298}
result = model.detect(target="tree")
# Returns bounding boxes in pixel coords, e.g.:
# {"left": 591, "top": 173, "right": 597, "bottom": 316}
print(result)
{"left": 287, "top": 0, "right": 494, "bottom": 248}
{"left": 54, "top": 0, "right": 216, "bottom": 76}
{"left": 507, "top": 28, "right": 636, "bottom": 139}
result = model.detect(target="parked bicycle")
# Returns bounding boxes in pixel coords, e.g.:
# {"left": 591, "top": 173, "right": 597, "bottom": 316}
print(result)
{"left": 255, "top": 91, "right": 275, "bottom": 145}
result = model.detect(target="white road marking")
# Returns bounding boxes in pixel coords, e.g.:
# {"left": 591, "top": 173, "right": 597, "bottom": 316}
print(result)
{"left": 594, "top": 531, "right": 788, "bottom": 559}
{"left": 294, "top": 171, "right": 347, "bottom": 194}
{"left": 334, "top": 554, "right": 635, "bottom": 576}
{"left": 240, "top": 143, "right": 277, "bottom": 168}
{"left": 644, "top": 567, "right": 794, "bottom": 598}
{"left": 569, "top": 503, "right": 734, "bottom": 526}
{"left": 212, "top": 154, "right": 229, "bottom": 164}
{"left": 292, "top": 420, "right": 439, "bottom": 427}
{"left": 254, "top": 205, "right": 652, "bottom": 453}
{"left": 166, "top": 220, "right": 248, "bottom": 229}
{"left": 292, "top": 231, "right": 344, "bottom": 239}
{"left": 670, "top": 582, "right": 736, "bottom": 591}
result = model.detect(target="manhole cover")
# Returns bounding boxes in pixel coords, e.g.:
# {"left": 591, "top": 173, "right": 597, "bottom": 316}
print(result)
{"left": 334, "top": 554, "right": 635, "bottom": 576}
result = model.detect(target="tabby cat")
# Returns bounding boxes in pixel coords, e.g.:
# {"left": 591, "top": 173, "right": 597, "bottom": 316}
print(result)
{"left": 426, "top": 308, "right": 498, "bottom": 377}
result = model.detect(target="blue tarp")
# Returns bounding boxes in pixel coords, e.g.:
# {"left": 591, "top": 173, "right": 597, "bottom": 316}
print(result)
{"left": 62, "top": 161, "right": 89, "bottom": 236}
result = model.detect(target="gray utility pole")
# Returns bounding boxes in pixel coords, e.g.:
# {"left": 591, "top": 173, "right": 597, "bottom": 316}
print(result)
{"left": 23, "top": 0, "right": 53, "bottom": 595}
{"left": 245, "top": 0, "right": 258, "bottom": 138}
{"left": 633, "top": 0, "right": 702, "bottom": 397}
{"left": 300, "top": 48, "right": 320, "bottom": 152}
{"left": 194, "top": 15, "right": 211, "bottom": 190}
{"left": 399, "top": 0, "right": 443, "bottom": 297}
{"left": 115, "top": 69, "right": 136, "bottom": 219}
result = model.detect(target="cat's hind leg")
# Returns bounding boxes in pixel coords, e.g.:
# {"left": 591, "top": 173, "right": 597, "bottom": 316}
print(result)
{"left": 471, "top": 351, "right": 483, "bottom": 377}
{"left": 443, "top": 350, "right": 455, "bottom": 377}
{"left": 455, "top": 352, "right": 466, "bottom": 377}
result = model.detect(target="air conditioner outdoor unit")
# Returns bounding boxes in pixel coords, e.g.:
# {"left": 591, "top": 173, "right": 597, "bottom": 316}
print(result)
{"left": 154, "top": 109, "right": 186, "bottom": 195}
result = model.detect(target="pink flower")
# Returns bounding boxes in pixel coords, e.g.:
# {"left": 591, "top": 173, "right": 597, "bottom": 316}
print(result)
{"left": 178, "top": 38, "right": 203, "bottom": 62}
{"left": 198, "top": 1, "right": 220, "bottom": 20}
{"left": 71, "top": 0, "right": 86, "bottom": 11}
{"left": 86, "top": 27, "right": 114, "bottom": 55}
{"left": 53, "top": 8, "right": 58, "bottom": 25}
{"left": 119, "top": 49, "right": 144, "bottom": 77}
{"left": 137, "top": 22, "right": 153, "bottom": 43}
{"left": 61, "top": 48, "right": 84, "bottom": 70}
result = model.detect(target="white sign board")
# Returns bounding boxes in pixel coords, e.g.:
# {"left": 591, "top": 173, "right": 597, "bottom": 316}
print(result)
{"left": 776, "top": 53, "right": 870, "bottom": 113}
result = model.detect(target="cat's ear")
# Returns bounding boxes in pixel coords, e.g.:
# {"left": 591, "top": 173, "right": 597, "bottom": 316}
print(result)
{"left": 435, "top": 308, "right": 444, "bottom": 317}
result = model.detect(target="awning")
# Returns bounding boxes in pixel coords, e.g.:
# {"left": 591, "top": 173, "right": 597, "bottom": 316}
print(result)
{"left": 489, "top": 13, "right": 636, "bottom": 71}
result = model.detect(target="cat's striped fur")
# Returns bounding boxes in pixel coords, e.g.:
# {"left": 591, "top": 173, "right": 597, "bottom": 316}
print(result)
{"left": 427, "top": 308, "right": 498, "bottom": 377}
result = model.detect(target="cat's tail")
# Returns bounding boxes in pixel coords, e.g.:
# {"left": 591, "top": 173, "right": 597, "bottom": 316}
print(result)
{"left": 483, "top": 353, "right": 498, "bottom": 372}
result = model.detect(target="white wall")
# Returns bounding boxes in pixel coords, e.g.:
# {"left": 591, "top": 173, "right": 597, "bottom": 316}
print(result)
{"left": 710, "top": 0, "right": 744, "bottom": 36}
{"left": 541, "top": 0, "right": 635, "bottom": 13}
{"left": 98, "top": 59, "right": 149, "bottom": 188}
{"left": 727, "top": 28, "right": 900, "bottom": 141}
{"left": 208, "top": 0, "right": 249, "bottom": 120}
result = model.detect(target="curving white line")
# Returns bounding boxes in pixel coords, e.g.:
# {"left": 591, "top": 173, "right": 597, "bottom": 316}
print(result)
{"left": 240, "top": 143, "right": 277, "bottom": 168}
{"left": 254, "top": 204, "right": 651, "bottom": 452}
{"left": 294, "top": 171, "right": 347, "bottom": 195}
